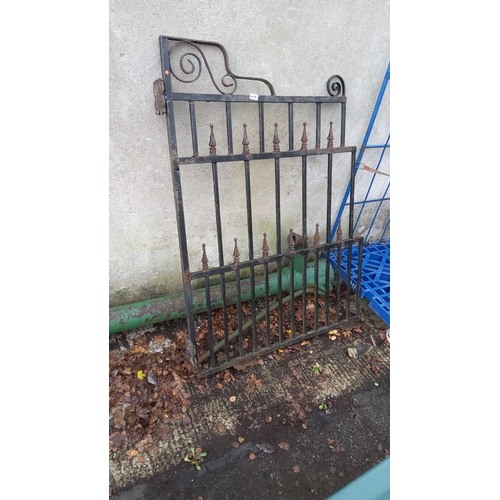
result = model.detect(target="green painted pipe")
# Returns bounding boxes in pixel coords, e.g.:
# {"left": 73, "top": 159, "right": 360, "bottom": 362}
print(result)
{"left": 109, "top": 258, "right": 334, "bottom": 334}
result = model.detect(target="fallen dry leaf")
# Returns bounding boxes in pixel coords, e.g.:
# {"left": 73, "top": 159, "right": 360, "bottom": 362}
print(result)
{"left": 138, "top": 456, "right": 145, "bottom": 463}
{"left": 217, "top": 424, "right": 226, "bottom": 434}
{"left": 249, "top": 453, "right": 256, "bottom": 460}
{"left": 131, "top": 345, "right": 148, "bottom": 355}
{"left": 126, "top": 449, "right": 139, "bottom": 458}
{"left": 278, "top": 442, "right": 290, "bottom": 451}
{"left": 238, "top": 436, "right": 245, "bottom": 443}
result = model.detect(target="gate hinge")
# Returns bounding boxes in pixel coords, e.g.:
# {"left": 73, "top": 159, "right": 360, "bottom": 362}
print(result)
{"left": 183, "top": 270, "right": 191, "bottom": 284}
{"left": 153, "top": 78, "right": 166, "bottom": 115}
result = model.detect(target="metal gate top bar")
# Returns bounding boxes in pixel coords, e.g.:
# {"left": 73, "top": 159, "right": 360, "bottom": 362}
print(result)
{"left": 171, "top": 92, "right": 346, "bottom": 103}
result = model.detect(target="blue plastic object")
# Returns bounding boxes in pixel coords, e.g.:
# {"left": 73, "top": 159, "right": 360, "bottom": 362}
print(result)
{"left": 330, "top": 241, "right": 390, "bottom": 326}
{"left": 326, "top": 457, "right": 390, "bottom": 500}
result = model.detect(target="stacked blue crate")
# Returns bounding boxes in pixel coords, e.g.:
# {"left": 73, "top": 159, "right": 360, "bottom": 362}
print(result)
{"left": 329, "top": 241, "right": 390, "bottom": 326}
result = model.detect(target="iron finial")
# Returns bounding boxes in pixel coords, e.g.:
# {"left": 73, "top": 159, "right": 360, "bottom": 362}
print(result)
{"left": 327, "top": 121, "right": 334, "bottom": 148}
{"left": 262, "top": 233, "right": 269, "bottom": 259}
{"left": 242, "top": 123, "right": 250, "bottom": 154}
{"left": 314, "top": 223, "right": 320, "bottom": 247}
{"left": 336, "top": 220, "right": 343, "bottom": 242}
{"left": 233, "top": 238, "right": 240, "bottom": 265}
{"left": 288, "top": 228, "right": 295, "bottom": 252}
{"left": 209, "top": 124, "right": 217, "bottom": 155}
{"left": 201, "top": 243, "right": 209, "bottom": 270}
{"left": 273, "top": 123, "right": 280, "bottom": 152}
{"left": 301, "top": 122, "right": 308, "bottom": 151}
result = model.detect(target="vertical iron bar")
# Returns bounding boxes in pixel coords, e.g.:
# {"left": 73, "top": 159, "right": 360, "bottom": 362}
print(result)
{"left": 313, "top": 224, "right": 320, "bottom": 330}
{"left": 274, "top": 157, "right": 283, "bottom": 342}
{"left": 335, "top": 245, "right": 341, "bottom": 322}
{"left": 189, "top": 101, "right": 198, "bottom": 157}
{"left": 244, "top": 156, "right": 257, "bottom": 350}
{"left": 212, "top": 162, "right": 224, "bottom": 266}
{"left": 225, "top": 102, "right": 233, "bottom": 155}
{"left": 204, "top": 274, "right": 215, "bottom": 367}
{"left": 348, "top": 151, "right": 356, "bottom": 238}
{"left": 159, "top": 37, "right": 197, "bottom": 352}
{"left": 262, "top": 233, "right": 270, "bottom": 346}
{"left": 289, "top": 229, "right": 296, "bottom": 339}
{"left": 288, "top": 103, "right": 294, "bottom": 150}
{"left": 302, "top": 156, "right": 308, "bottom": 246}
{"left": 315, "top": 102, "right": 321, "bottom": 149}
{"left": 233, "top": 239, "right": 244, "bottom": 356}
{"left": 314, "top": 248, "right": 319, "bottom": 330}
{"left": 324, "top": 244, "right": 331, "bottom": 324}
{"left": 340, "top": 102, "right": 346, "bottom": 147}
{"left": 302, "top": 250, "right": 307, "bottom": 335}
{"left": 201, "top": 245, "right": 215, "bottom": 368}
{"left": 259, "top": 102, "right": 265, "bottom": 153}
{"left": 326, "top": 154, "right": 333, "bottom": 240}
{"left": 211, "top": 160, "right": 229, "bottom": 359}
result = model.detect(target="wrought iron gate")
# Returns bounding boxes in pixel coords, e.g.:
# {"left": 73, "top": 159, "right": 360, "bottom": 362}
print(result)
{"left": 155, "top": 36, "right": 362, "bottom": 376}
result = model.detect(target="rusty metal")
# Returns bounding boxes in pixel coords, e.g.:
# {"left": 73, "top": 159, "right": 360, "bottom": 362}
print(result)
{"left": 300, "top": 122, "right": 308, "bottom": 151}
{"left": 273, "top": 123, "right": 280, "bottom": 152}
{"left": 156, "top": 36, "right": 361, "bottom": 377}
{"left": 209, "top": 125, "right": 217, "bottom": 156}
{"left": 153, "top": 78, "right": 166, "bottom": 115}
{"left": 242, "top": 124, "right": 250, "bottom": 154}
{"left": 327, "top": 121, "right": 334, "bottom": 148}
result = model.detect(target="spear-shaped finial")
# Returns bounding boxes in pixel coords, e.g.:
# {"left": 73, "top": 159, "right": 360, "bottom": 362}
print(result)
{"left": 201, "top": 243, "right": 208, "bottom": 270}
{"left": 288, "top": 228, "right": 295, "bottom": 252}
{"left": 300, "top": 122, "right": 308, "bottom": 150}
{"left": 242, "top": 123, "right": 249, "bottom": 154}
{"left": 327, "top": 121, "right": 334, "bottom": 148}
{"left": 336, "top": 220, "right": 343, "bottom": 241}
{"left": 262, "top": 233, "right": 269, "bottom": 259}
{"left": 314, "top": 223, "right": 320, "bottom": 247}
{"left": 273, "top": 123, "right": 280, "bottom": 152}
{"left": 209, "top": 124, "right": 217, "bottom": 155}
{"left": 233, "top": 238, "right": 240, "bottom": 265}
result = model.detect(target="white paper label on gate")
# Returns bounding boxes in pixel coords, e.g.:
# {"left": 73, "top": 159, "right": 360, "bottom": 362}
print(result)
{"left": 249, "top": 93, "right": 259, "bottom": 101}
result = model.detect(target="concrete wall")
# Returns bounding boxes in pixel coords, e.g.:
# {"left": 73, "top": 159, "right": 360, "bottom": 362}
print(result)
{"left": 109, "top": 0, "right": 390, "bottom": 307}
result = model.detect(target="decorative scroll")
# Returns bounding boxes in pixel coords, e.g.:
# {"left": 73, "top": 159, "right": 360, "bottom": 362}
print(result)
{"left": 327, "top": 75, "right": 345, "bottom": 97}
{"left": 167, "top": 37, "right": 276, "bottom": 95}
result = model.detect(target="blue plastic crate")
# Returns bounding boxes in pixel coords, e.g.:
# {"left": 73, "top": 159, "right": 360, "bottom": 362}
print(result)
{"left": 329, "top": 241, "right": 390, "bottom": 325}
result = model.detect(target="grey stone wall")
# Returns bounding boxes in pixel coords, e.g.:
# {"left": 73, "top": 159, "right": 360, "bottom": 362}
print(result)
{"left": 109, "top": 0, "right": 390, "bottom": 307}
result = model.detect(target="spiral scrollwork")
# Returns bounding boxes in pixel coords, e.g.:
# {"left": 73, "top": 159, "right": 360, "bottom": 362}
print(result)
{"left": 175, "top": 52, "right": 202, "bottom": 83}
{"left": 169, "top": 40, "right": 237, "bottom": 94}
{"left": 327, "top": 75, "right": 345, "bottom": 97}
{"left": 166, "top": 37, "right": 275, "bottom": 95}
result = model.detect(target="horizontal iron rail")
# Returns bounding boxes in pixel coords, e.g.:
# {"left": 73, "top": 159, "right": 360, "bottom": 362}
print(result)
{"left": 176, "top": 146, "right": 356, "bottom": 165}
{"left": 171, "top": 92, "right": 346, "bottom": 104}
{"left": 196, "top": 316, "right": 361, "bottom": 377}
{"left": 189, "top": 239, "right": 360, "bottom": 280}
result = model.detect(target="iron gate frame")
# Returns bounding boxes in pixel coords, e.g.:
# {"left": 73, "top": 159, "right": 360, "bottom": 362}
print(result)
{"left": 155, "top": 36, "right": 362, "bottom": 376}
